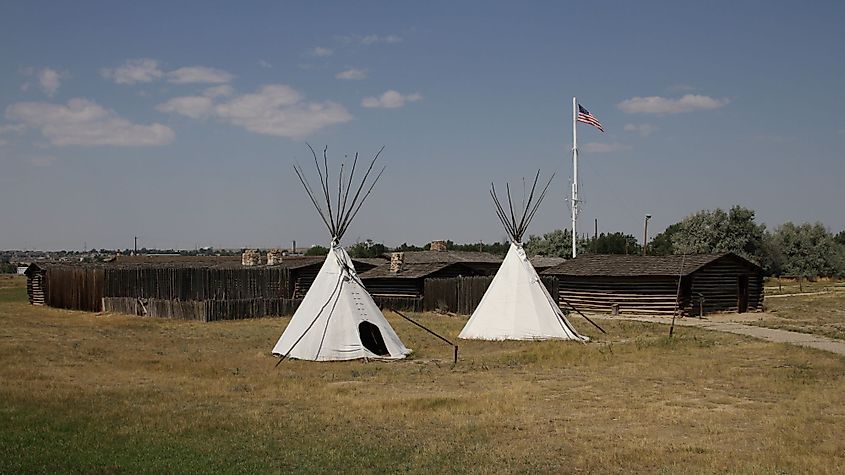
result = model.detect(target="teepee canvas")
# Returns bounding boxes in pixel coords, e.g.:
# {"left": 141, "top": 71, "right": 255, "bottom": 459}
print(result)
{"left": 459, "top": 171, "right": 587, "bottom": 342}
{"left": 272, "top": 146, "right": 411, "bottom": 361}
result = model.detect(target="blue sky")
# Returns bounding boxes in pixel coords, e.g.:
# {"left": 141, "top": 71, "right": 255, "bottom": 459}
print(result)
{"left": 1, "top": 1, "right": 843, "bottom": 250}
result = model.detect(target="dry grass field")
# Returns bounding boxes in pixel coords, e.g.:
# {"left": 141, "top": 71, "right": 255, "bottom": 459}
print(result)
{"left": 1, "top": 274, "right": 844, "bottom": 474}
{"left": 755, "top": 289, "right": 845, "bottom": 341}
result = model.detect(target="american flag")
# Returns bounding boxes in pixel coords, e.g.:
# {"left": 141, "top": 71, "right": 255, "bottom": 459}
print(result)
{"left": 577, "top": 104, "right": 604, "bottom": 132}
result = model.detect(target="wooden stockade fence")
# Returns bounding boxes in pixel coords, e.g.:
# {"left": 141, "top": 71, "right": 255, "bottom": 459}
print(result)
{"left": 104, "top": 267, "right": 293, "bottom": 301}
{"left": 45, "top": 266, "right": 105, "bottom": 312}
{"left": 35, "top": 265, "right": 565, "bottom": 321}
{"left": 423, "top": 276, "right": 559, "bottom": 315}
{"left": 373, "top": 296, "right": 424, "bottom": 312}
{"left": 103, "top": 297, "right": 303, "bottom": 322}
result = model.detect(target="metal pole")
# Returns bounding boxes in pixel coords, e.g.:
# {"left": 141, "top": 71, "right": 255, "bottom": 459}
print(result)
{"left": 572, "top": 97, "right": 578, "bottom": 259}
{"left": 643, "top": 214, "right": 651, "bottom": 256}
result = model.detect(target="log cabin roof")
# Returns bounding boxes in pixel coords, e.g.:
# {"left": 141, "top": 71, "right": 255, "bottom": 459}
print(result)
{"left": 352, "top": 257, "right": 390, "bottom": 267}
{"left": 359, "top": 262, "right": 468, "bottom": 279}
{"left": 529, "top": 256, "right": 567, "bottom": 270}
{"left": 383, "top": 250, "right": 502, "bottom": 264}
{"left": 112, "top": 255, "right": 241, "bottom": 265}
{"left": 541, "top": 253, "right": 761, "bottom": 277}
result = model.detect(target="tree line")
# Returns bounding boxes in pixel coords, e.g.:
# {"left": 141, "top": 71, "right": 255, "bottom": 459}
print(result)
{"left": 525, "top": 205, "right": 845, "bottom": 279}
{"left": 255, "top": 205, "right": 845, "bottom": 281}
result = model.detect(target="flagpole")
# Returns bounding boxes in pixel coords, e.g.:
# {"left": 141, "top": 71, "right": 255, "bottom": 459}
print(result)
{"left": 571, "top": 97, "right": 578, "bottom": 259}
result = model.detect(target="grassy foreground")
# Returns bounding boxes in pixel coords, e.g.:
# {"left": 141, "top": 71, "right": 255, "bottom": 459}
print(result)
{"left": 1, "top": 275, "right": 844, "bottom": 474}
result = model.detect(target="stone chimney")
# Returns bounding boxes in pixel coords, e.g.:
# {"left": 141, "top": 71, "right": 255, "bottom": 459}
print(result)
{"left": 429, "top": 240, "right": 447, "bottom": 252}
{"left": 266, "top": 249, "right": 284, "bottom": 266}
{"left": 242, "top": 249, "right": 261, "bottom": 266}
{"left": 390, "top": 252, "right": 405, "bottom": 273}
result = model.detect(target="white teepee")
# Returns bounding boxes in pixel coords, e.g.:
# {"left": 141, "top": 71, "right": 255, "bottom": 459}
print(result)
{"left": 272, "top": 146, "right": 411, "bottom": 361}
{"left": 459, "top": 171, "right": 588, "bottom": 342}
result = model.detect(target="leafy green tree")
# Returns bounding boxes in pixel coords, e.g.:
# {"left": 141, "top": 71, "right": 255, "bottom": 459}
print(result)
{"left": 446, "top": 240, "right": 509, "bottom": 256}
{"left": 0, "top": 259, "right": 15, "bottom": 274}
{"left": 347, "top": 240, "right": 388, "bottom": 258}
{"left": 591, "top": 232, "right": 641, "bottom": 255}
{"left": 648, "top": 222, "right": 682, "bottom": 256}
{"left": 393, "top": 242, "right": 424, "bottom": 252}
{"left": 305, "top": 245, "right": 329, "bottom": 256}
{"left": 525, "top": 229, "right": 590, "bottom": 258}
{"left": 767, "top": 222, "right": 843, "bottom": 280}
{"left": 671, "top": 206, "right": 766, "bottom": 262}
{"left": 834, "top": 230, "right": 845, "bottom": 246}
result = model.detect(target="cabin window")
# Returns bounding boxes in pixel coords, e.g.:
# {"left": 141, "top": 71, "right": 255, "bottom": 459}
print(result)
{"left": 358, "top": 321, "right": 390, "bottom": 356}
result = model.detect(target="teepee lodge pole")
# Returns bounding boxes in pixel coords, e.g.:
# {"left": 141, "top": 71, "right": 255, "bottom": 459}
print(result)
{"left": 391, "top": 309, "right": 458, "bottom": 365}
{"left": 272, "top": 145, "right": 411, "bottom": 362}
{"left": 460, "top": 170, "right": 590, "bottom": 342}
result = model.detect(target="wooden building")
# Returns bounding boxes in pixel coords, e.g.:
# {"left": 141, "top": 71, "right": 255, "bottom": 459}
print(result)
{"left": 24, "top": 254, "right": 383, "bottom": 321}
{"left": 360, "top": 262, "right": 481, "bottom": 299}
{"left": 541, "top": 253, "right": 763, "bottom": 316}
{"left": 386, "top": 250, "right": 503, "bottom": 275}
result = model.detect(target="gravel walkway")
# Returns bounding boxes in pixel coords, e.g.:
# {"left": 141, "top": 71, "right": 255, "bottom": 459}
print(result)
{"left": 617, "top": 315, "right": 845, "bottom": 357}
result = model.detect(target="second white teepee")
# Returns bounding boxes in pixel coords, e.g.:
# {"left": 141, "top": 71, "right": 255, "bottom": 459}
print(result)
{"left": 459, "top": 171, "right": 587, "bottom": 342}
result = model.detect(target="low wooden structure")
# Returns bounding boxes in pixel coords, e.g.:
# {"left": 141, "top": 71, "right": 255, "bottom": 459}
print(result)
{"left": 385, "top": 250, "right": 503, "bottom": 275}
{"left": 360, "top": 249, "right": 505, "bottom": 307}
{"left": 24, "top": 255, "right": 383, "bottom": 321}
{"left": 541, "top": 253, "right": 763, "bottom": 316}
{"left": 423, "top": 275, "right": 559, "bottom": 315}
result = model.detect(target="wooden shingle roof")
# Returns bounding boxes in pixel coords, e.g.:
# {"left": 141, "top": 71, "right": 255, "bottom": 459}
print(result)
{"left": 541, "top": 253, "right": 760, "bottom": 277}
{"left": 359, "top": 262, "right": 459, "bottom": 279}
{"left": 384, "top": 250, "right": 502, "bottom": 264}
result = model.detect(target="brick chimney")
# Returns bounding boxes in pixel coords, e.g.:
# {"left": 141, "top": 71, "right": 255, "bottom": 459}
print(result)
{"left": 429, "top": 240, "right": 447, "bottom": 252}
{"left": 390, "top": 252, "right": 405, "bottom": 273}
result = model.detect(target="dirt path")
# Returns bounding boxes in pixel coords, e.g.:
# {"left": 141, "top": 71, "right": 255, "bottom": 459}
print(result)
{"left": 612, "top": 315, "right": 845, "bottom": 357}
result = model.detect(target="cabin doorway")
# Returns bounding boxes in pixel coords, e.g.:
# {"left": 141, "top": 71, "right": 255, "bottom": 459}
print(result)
{"left": 737, "top": 275, "right": 749, "bottom": 313}
{"left": 359, "top": 321, "right": 390, "bottom": 356}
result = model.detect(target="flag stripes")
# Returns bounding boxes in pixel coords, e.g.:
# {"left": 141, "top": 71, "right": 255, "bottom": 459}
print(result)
{"left": 577, "top": 104, "right": 604, "bottom": 132}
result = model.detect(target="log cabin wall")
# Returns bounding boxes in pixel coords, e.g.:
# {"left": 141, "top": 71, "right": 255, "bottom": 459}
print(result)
{"left": 556, "top": 276, "right": 683, "bottom": 316}
{"left": 689, "top": 255, "right": 763, "bottom": 314}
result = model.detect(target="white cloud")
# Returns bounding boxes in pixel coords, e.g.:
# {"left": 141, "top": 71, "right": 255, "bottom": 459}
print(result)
{"left": 582, "top": 142, "right": 630, "bottom": 153}
{"left": 203, "top": 85, "right": 233, "bottom": 98}
{"left": 102, "top": 59, "right": 233, "bottom": 85}
{"left": 37, "top": 69, "right": 62, "bottom": 97}
{"left": 312, "top": 47, "right": 333, "bottom": 57}
{"left": 214, "top": 85, "right": 352, "bottom": 138}
{"left": 361, "top": 90, "right": 422, "bottom": 109}
{"left": 618, "top": 94, "right": 729, "bottom": 114}
{"left": 0, "top": 124, "right": 25, "bottom": 135}
{"left": 258, "top": 59, "right": 272, "bottom": 68}
{"left": 101, "top": 58, "right": 163, "bottom": 85}
{"left": 623, "top": 123, "right": 659, "bottom": 137}
{"left": 5, "top": 98, "right": 174, "bottom": 146}
{"left": 156, "top": 96, "right": 214, "bottom": 119}
{"left": 166, "top": 66, "right": 233, "bottom": 84}
{"left": 336, "top": 68, "right": 367, "bottom": 80}
{"left": 340, "top": 34, "right": 403, "bottom": 45}
{"left": 361, "top": 34, "right": 402, "bottom": 45}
